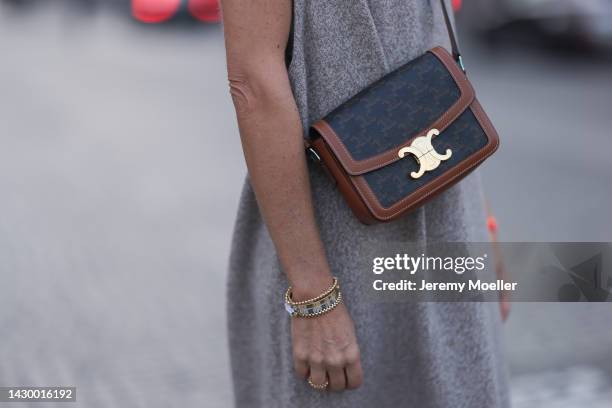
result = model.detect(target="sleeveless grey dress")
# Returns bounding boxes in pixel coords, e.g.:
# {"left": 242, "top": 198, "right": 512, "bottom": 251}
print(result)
{"left": 227, "top": 1, "right": 510, "bottom": 407}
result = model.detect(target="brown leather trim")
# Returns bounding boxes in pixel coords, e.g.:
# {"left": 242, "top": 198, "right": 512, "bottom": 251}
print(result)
{"left": 351, "top": 98, "right": 500, "bottom": 221}
{"left": 310, "top": 138, "right": 376, "bottom": 224}
{"left": 310, "top": 47, "right": 475, "bottom": 176}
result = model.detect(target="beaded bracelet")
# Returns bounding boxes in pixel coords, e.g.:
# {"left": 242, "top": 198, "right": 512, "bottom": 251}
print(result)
{"left": 284, "top": 277, "right": 338, "bottom": 305}
{"left": 284, "top": 278, "right": 342, "bottom": 318}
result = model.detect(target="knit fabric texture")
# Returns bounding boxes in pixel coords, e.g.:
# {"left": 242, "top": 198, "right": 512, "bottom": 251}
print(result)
{"left": 227, "top": 1, "right": 510, "bottom": 406}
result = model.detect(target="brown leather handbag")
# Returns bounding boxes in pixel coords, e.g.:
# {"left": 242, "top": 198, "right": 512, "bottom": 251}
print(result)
{"left": 304, "top": 1, "right": 500, "bottom": 224}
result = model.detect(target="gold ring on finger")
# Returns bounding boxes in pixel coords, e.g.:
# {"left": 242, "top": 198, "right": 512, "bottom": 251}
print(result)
{"left": 307, "top": 377, "right": 329, "bottom": 390}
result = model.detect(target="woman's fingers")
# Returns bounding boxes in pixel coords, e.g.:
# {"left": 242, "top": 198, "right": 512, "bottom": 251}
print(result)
{"left": 293, "top": 355, "right": 309, "bottom": 379}
{"left": 327, "top": 365, "right": 347, "bottom": 391}
{"left": 308, "top": 362, "right": 328, "bottom": 388}
{"left": 345, "top": 348, "right": 364, "bottom": 389}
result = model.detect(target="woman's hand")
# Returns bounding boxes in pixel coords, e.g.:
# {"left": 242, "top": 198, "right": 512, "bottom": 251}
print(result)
{"left": 291, "top": 303, "right": 363, "bottom": 391}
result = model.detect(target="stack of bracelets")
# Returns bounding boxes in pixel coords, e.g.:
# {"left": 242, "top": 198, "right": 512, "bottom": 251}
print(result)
{"left": 284, "top": 277, "right": 342, "bottom": 318}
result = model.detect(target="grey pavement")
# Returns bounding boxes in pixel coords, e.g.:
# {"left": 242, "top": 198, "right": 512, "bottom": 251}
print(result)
{"left": 1, "top": 6, "right": 611, "bottom": 407}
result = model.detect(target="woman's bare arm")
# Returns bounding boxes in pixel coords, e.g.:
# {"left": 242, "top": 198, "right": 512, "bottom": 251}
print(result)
{"left": 221, "top": 0, "right": 363, "bottom": 391}
{"left": 221, "top": 0, "right": 330, "bottom": 298}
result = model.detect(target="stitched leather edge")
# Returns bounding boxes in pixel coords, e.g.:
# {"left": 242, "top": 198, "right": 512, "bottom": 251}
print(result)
{"left": 311, "top": 138, "right": 376, "bottom": 224}
{"left": 310, "top": 46, "right": 475, "bottom": 176}
{"left": 352, "top": 98, "right": 500, "bottom": 221}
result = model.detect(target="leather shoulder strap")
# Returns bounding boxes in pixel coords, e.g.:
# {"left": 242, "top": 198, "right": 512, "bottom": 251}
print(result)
{"left": 439, "top": 0, "right": 463, "bottom": 67}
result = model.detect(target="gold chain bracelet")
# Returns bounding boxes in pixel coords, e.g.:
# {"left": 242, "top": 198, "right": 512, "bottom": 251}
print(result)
{"left": 284, "top": 277, "right": 338, "bottom": 306}
{"left": 284, "top": 278, "right": 342, "bottom": 318}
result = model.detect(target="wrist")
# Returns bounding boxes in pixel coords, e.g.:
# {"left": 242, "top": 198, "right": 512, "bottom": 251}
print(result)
{"left": 285, "top": 276, "right": 342, "bottom": 318}
{"left": 290, "top": 274, "right": 335, "bottom": 302}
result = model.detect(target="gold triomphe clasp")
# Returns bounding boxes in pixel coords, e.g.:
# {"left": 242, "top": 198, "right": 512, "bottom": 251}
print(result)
{"left": 397, "top": 128, "right": 452, "bottom": 179}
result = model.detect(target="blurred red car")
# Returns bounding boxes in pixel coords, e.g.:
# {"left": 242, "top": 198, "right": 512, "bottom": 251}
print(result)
{"left": 132, "top": 0, "right": 220, "bottom": 23}
{"left": 132, "top": 0, "right": 456, "bottom": 25}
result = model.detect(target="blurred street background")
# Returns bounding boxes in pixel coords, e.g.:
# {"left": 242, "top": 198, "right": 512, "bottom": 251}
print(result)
{"left": 1, "top": 1, "right": 611, "bottom": 407}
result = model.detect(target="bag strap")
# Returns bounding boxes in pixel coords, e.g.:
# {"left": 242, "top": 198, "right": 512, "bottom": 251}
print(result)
{"left": 439, "top": 0, "right": 465, "bottom": 71}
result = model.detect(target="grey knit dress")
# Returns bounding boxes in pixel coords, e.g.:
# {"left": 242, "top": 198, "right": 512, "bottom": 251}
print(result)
{"left": 227, "top": 0, "right": 510, "bottom": 407}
